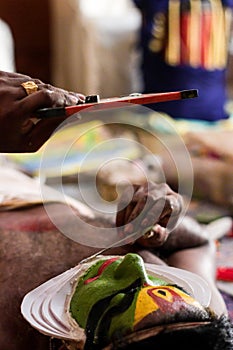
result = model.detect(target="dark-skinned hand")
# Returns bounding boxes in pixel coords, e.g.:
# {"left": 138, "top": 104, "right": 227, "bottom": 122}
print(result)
{"left": 0, "top": 71, "right": 85, "bottom": 152}
{"left": 116, "top": 181, "right": 183, "bottom": 248}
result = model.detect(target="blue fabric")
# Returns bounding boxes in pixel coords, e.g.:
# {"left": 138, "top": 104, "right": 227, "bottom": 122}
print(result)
{"left": 134, "top": 0, "right": 233, "bottom": 121}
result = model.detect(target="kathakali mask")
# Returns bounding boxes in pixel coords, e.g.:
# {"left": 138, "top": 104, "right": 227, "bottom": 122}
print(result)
{"left": 21, "top": 253, "right": 212, "bottom": 349}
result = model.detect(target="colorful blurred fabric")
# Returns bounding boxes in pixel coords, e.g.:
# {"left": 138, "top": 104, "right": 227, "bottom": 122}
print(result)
{"left": 134, "top": 0, "right": 233, "bottom": 121}
{"left": 6, "top": 120, "right": 141, "bottom": 178}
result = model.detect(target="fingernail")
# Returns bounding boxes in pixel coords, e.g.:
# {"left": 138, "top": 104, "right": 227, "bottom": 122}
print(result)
{"left": 21, "top": 119, "right": 34, "bottom": 134}
{"left": 124, "top": 223, "right": 134, "bottom": 234}
{"left": 141, "top": 218, "right": 148, "bottom": 227}
{"left": 70, "top": 96, "right": 79, "bottom": 104}
{"left": 153, "top": 224, "right": 166, "bottom": 235}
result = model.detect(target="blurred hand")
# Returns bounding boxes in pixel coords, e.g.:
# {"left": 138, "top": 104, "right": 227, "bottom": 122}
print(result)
{"left": 0, "top": 71, "right": 85, "bottom": 152}
{"left": 116, "top": 181, "right": 183, "bottom": 248}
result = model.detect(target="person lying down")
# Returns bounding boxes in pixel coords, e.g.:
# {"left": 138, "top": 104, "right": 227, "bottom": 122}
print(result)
{"left": 1, "top": 167, "right": 232, "bottom": 349}
{"left": 22, "top": 253, "right": 233, "bottom": 350}
{"left": 21, "top": 182, "right": 233, "bottom": 350}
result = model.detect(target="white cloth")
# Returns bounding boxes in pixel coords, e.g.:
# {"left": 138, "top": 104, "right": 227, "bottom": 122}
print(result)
{"left": 0, "top": 18, "right": 15, "bottom": 72}
{"left": 0, "top": 166, "right": 94, "bottom": 218}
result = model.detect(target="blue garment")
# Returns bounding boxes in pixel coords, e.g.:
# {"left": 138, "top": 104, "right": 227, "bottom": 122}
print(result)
{"left": 134, "top": 0, "right": 233, "bottom": 121}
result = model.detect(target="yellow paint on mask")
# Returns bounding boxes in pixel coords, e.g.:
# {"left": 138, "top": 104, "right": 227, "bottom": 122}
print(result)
{"left": 134, "top": 285, "right": 203, "bottom": 326}
{"left": 134, "top": 286, "right": 159, "bottom": 326}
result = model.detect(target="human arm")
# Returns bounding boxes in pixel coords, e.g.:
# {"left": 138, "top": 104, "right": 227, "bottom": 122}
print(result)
{"left": 167, "top": 241, "right": 228, "bottom": 316}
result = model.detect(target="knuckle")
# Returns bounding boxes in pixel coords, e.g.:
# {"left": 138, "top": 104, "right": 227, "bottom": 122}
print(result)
{"left": 0, "top": 76, "right": 9, "bottom": 90}
{"left": 160, "top": 183, "right": 170, "bottom": 192}
{"left": 39, "top": 89, "right": 55, "bottom": 104}
{"left": 0, "top": 76, "right": 5, "bottom": 85}
{"left": 39, "top": 86, "right": 66, "bottom": 107}
{"left": 34, "top": 78, "right": 42, "bottom": 84}
{"left": 41, "top": 83, "right": 52, "bottom": 90}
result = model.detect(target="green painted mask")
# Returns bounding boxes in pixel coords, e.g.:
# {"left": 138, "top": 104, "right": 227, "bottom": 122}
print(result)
{"left": 69, "top": 253, "right": 208, "bottom": 349}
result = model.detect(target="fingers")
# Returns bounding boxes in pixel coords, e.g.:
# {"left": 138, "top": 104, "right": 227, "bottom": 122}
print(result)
{"left": 21, "top": 119, "right": 36, "bottom": 134}
{"left": 0, "top": 71, "right": 85, "bottom": 106}
{"left": 137, "top": 224, "right": 169, "bottom": 248}
{"left": 116, "top": 184, "right": 140, "bottom": 227}
{"left": 0, "top": 70, "right": 32, "bottom": 80}
{"left": 0, "top": 78, "right": 30, "bottom": 102}
{"left": 22, "top": 116, "right": 66, "bottom": 152}
{"left": 139, "top": 197, "right": 166, "bottom": 229}
{"left": 0, "top": 70, "right": 87, "bottom": 153}
{"left": 16, "top": 90, "right": 67, "bottom": 124}
{"left": 0, "top": 73, "right": 33, "bottom": 89}
{"left": 35, "top": 84, "right": 85, "bottom": 106}
{"left": 159, "top": 194, "right": 183, "bottom": 232}
{"left": 116, "top": 181, "right": 183, "bottom": 239}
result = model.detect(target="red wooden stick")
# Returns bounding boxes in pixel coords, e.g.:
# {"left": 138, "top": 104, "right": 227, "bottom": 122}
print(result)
{"left": 36, "top": 89, "right": 198, "bottom": 118}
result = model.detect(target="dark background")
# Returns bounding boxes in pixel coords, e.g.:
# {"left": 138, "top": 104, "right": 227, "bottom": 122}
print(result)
{"left": 0, "top": 0, "right": 51, "bottom": 82}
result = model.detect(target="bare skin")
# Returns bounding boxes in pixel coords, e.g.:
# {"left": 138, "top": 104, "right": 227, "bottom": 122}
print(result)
{"left": 0, "top": 70, "right": 223, "bottom": 348}
{"left": 116, "top": 182, "right": 227, "bottom": 316}
{"left": 167, "top": 243, "right": 227, "bottom": 316}
{"left": 0, "top": 182, "right": 226, "bottom": 349}
{"left": 116, "top": 182, "right": 183, "bottom": 244}
{"left": 0, "top": 71, "right": 85, "bottom": 152}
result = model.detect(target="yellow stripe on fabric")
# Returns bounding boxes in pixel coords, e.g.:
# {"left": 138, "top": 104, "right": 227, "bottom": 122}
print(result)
{"left": 224, "top": 7, "right": 232, "bottom": 66}
{"left": 215, "top": 0, "right": 225, "bottom": 68}
{"left": 205, "top": 0, "right": 213, "bottom": 69}
{"left": 208, "top": 0, "right": 227, "bottom": 69}
{"left": 165, "top": 0, "right": 181, "bottom": 65}
{"left": 189, "top": 0, "right": 202, "bottom": 67}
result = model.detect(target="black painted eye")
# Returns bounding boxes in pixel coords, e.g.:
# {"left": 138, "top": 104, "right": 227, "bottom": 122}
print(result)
{"left": 157, "top": 290, "right": 167, "bottom": 296}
